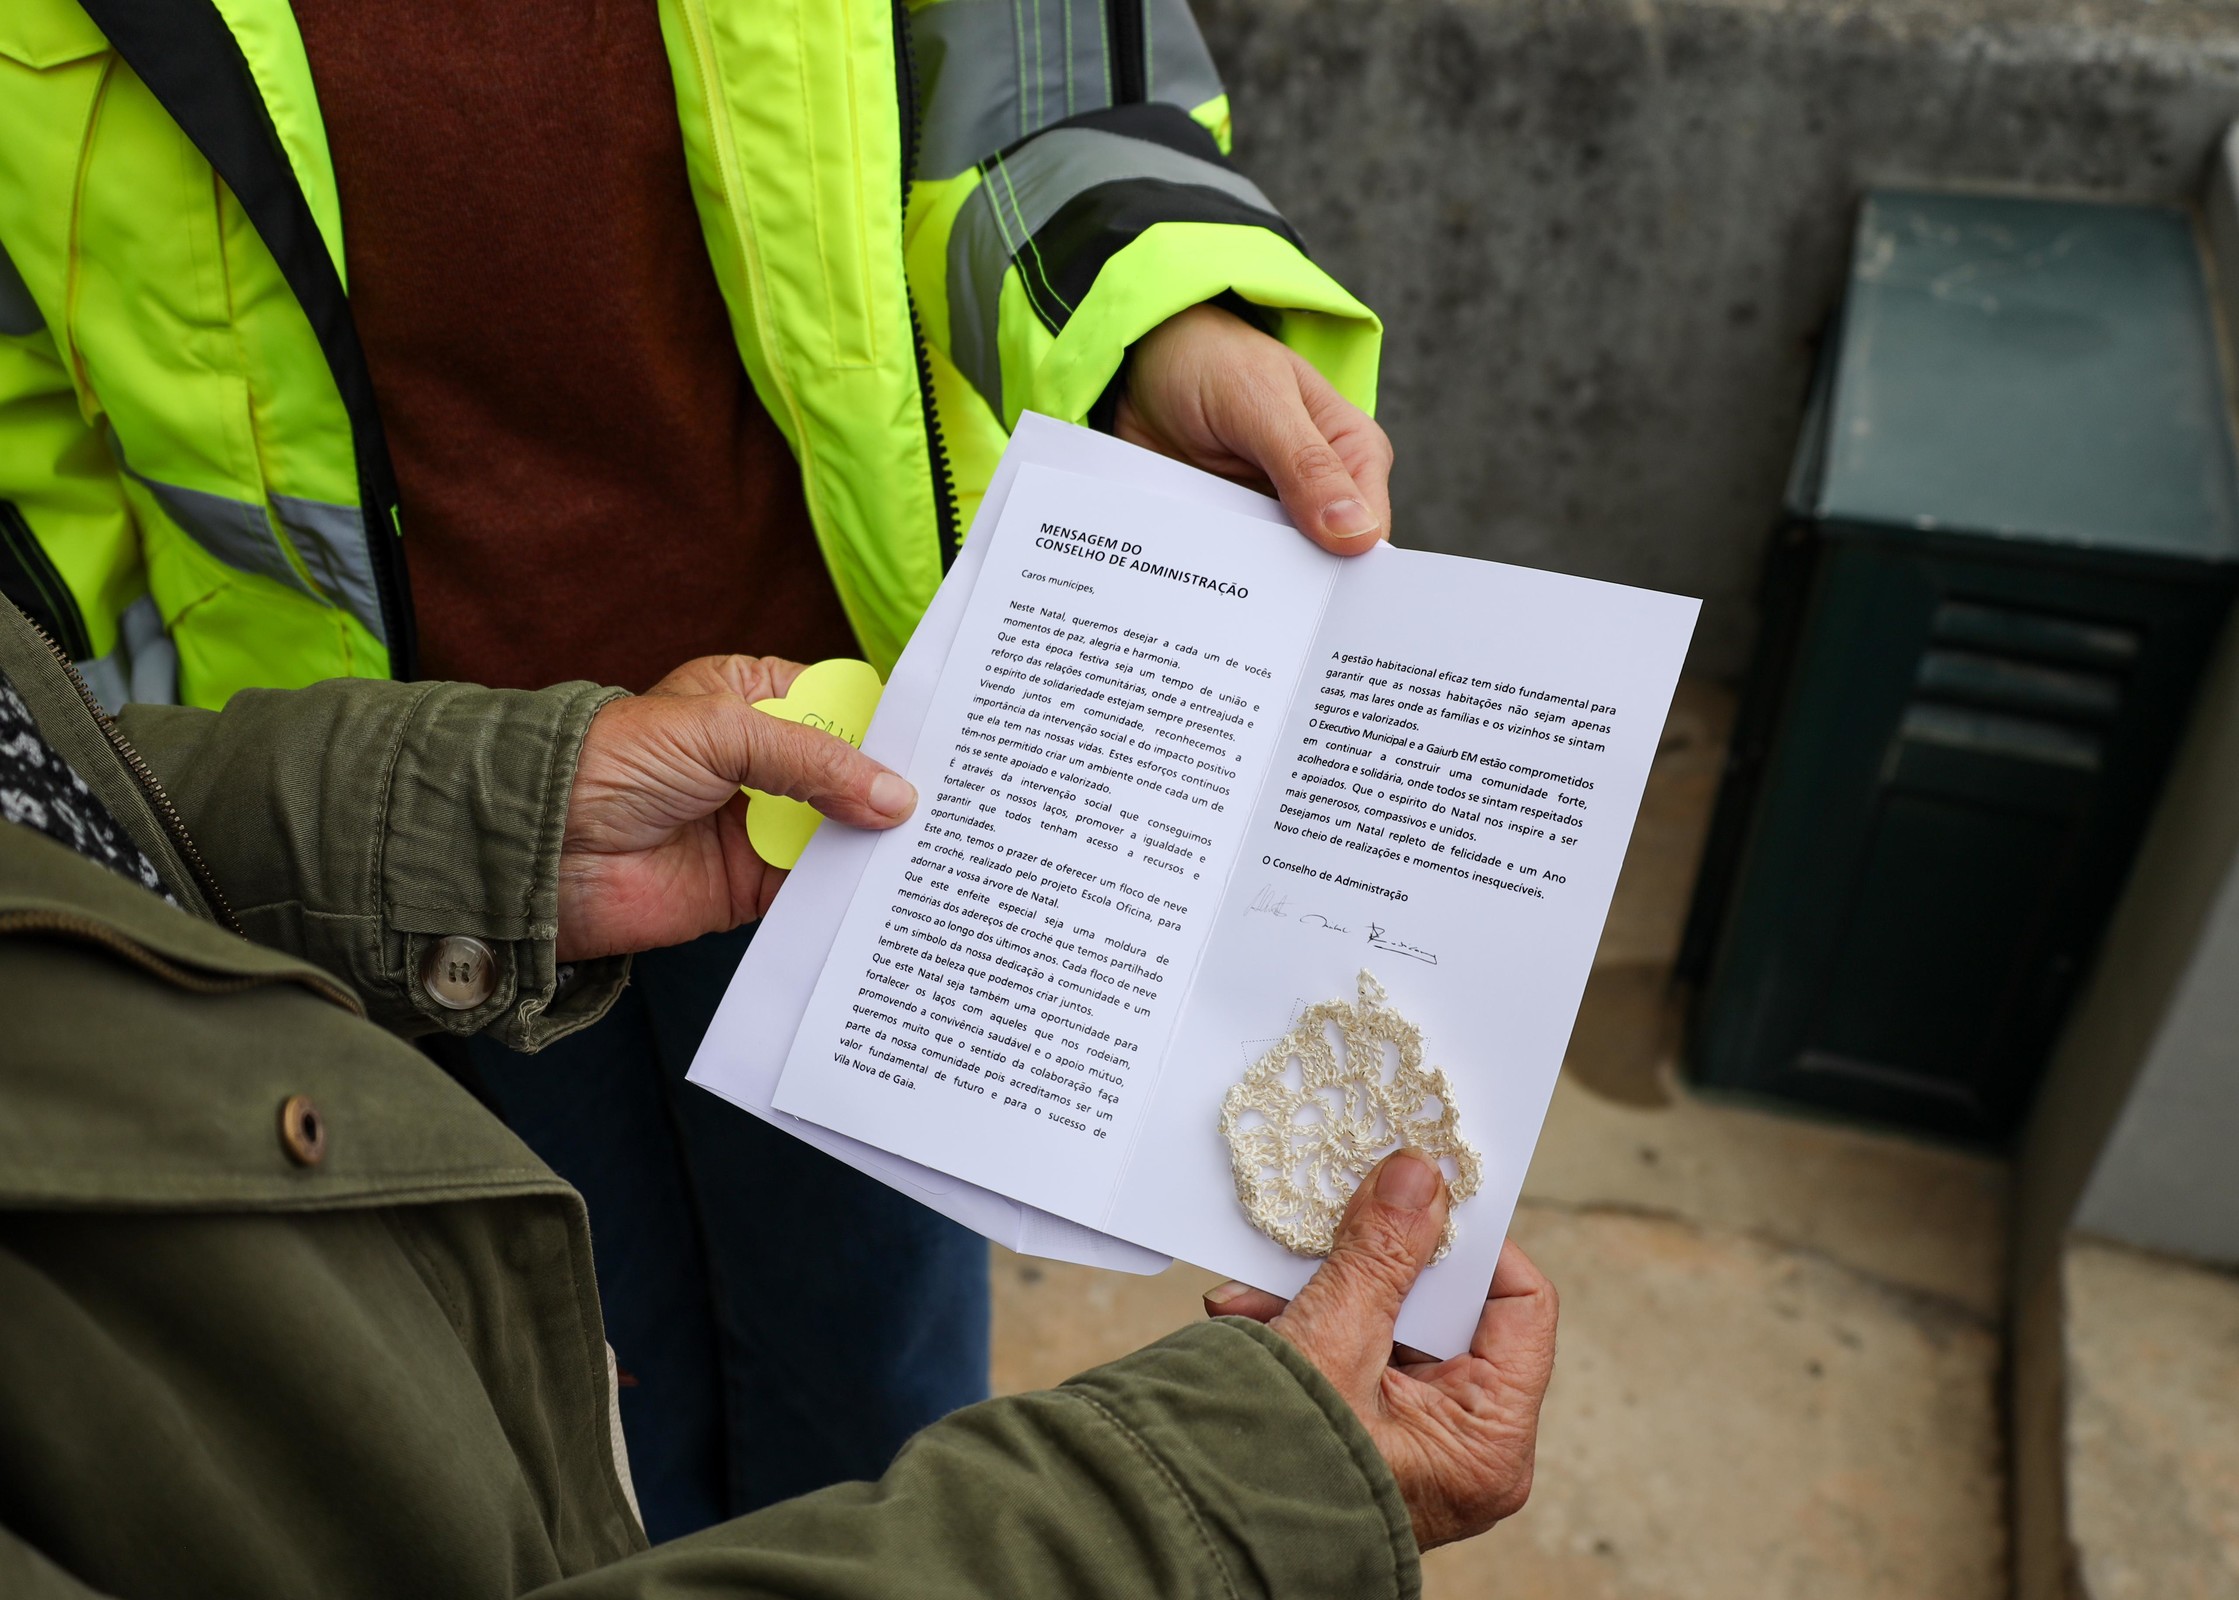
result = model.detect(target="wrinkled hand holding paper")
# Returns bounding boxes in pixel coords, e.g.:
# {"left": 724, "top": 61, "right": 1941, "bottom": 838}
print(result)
{"left": 742, "top": 658, "right": 887, "bottom": 870}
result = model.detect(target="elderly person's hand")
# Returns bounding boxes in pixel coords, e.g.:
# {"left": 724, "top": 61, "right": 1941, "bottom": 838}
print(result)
{"left": 1203, "top": 1149, "right": 1559, "bottom": 1550}
{"left": 1118, "top": 301, "right": 1395, "bottom": 556}
{"left": 553, "top": 654, "right": 913, "bottom": 961}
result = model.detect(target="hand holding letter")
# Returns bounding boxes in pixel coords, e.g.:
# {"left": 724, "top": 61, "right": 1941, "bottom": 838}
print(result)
{"left": 555, "top": 655, "right": 917, "bottom": 961}
{"left": 1205, "top": 1149, "right": 1560, "bottom": 1550}
{"left": 1118, "top": 301, "right": 1396, "bottom": 555}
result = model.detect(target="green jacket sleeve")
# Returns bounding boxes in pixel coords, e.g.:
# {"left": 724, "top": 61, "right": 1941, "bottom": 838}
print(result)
{"left": 113, "top": 677, "right": 631, "bottom": 1050}
{"left": 0, "top": 1524, "right": 115, "bottom": 1599}
{"left": 901, "top": 0, "right": 1382, "bottom": 506}
{"left": 536, "top": 1318, "right": 1421, "bottom": 1600}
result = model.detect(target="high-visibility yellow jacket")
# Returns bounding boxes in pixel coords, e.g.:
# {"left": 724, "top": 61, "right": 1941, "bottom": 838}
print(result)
{"left": 0, "top": 0, "right": 1379, "bottom": 708}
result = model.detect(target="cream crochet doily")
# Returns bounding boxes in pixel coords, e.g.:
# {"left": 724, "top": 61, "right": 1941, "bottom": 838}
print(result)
{"left": 1219, "top": 970, "right": 1482, "bottom": 1260}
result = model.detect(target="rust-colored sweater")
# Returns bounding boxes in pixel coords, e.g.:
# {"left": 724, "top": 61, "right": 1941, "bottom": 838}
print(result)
{"left": 294, "top": 0, "right": 859, "bottom": 692}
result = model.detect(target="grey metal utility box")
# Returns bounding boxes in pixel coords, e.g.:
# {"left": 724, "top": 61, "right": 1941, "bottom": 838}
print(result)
{"left": 1682, "top": 189, "right": 2239, "bottom": 1142}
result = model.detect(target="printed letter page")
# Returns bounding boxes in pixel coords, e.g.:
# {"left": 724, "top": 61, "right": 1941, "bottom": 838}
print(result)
{"left": 684, "top": 416, "right": 1239, "bottom": 1272}
{"left": 1105, "top": 544, "right": 1698, "bottom": 1354}
{"left": 770, "top": 464, "right": 1340, "bottom": 1219}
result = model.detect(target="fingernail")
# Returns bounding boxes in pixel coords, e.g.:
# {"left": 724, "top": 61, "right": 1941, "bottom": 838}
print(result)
{"left": 1205, "top": 1281, "right": 1252, "bottom": 1307}
{"left": 1377, "top": 1148, "right": 1440, "bottom": 1209}
{"left": 869, "top": 772, "right": 917, "bottom": 819}
{"left": 1321, "top": 498, "right": 1379, "bottom": 541}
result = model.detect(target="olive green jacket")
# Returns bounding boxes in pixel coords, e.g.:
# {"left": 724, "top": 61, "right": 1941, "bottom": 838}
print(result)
{"left": 0, "top": 602, "right": 1419, "bottom": 1600}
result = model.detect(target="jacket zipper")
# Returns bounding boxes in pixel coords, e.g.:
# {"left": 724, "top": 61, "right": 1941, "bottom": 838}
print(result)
{"left": 0, "top": 908, "right": 361, "bottom": 1014}
{"left": 23, "top": 617, "right": 245, "bottom": 937}
{"left": 892, "top": 0, "right": 962, "bottom": 570}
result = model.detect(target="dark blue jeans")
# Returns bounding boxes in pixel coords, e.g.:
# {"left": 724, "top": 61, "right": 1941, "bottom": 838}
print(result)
{"left": 464, "top": 923, "right": 990, "bottom": 1542}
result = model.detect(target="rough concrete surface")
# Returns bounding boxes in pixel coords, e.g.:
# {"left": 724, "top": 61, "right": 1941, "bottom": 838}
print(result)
{"left": 2064, "top": 1239, "right": 2239, "bottom": 1599}
{"left": 1529, "top": 1068, "right": 2010, "bottom": 1322}
{"left": 1197, "top": 0, "right": 2239, "bottom": 674}
{"left": 1427, "top": 1203, "right": 2004, "bottom": 1600}
{"left": 987, "top": 679, "right": 2011, "bottom": 1596}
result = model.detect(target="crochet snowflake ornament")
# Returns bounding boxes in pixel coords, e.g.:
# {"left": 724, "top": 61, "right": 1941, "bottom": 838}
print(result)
{"left": 1219, "top": 971, "right": 1482, "bottom": 1261}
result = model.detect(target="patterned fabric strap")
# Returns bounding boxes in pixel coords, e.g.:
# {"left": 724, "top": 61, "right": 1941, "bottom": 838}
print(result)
{"left": 0, "top": 666, "right": 175, "bottom": 904}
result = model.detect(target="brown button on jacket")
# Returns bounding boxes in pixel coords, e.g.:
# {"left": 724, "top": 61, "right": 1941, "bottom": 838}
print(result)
{"left": 0, "top": 602, "right": 1418, "bottom": 1600}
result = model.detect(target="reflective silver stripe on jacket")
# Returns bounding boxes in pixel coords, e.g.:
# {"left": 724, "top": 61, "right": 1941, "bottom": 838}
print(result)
{"left": 127, "top": 469, "right": 320, "bottom": 604}
{"left": 946, "top": 127, "right": 1278, "bottom": 417}
{"left": 272, "top": 492, "right": 388, "bottom": 647}
{"left": 76, "top": 594, "right": 178, "bottom": 711}
{"left": 117, "top": 447, "right": 387, "bottom": 646}
{"left": 909, "top": 0, "right": 1225, "bottom": 180}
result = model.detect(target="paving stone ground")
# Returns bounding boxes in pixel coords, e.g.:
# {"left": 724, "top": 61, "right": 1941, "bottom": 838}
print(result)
{"left": 2065, "top": 1239, "right": 2239, "bottom": 1600}
{"left": 1422, "top": 1199, "right": 2004, "bottom": 1599}
{"left": 988, "top": 681, "right": 2013, "bottom": 1596}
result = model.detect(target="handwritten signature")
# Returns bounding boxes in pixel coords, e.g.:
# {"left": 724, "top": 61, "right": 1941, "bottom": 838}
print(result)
{"left": 1366, "top": 921, "right": 1439, "bottom": 966}
{"left": 1253, "top": 885, "right": 1397, "bottom": 946}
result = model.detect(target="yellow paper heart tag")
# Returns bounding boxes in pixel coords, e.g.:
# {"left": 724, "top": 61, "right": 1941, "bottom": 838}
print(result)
{"left": 741, "top": 657, "right": 887, "bottom": 869}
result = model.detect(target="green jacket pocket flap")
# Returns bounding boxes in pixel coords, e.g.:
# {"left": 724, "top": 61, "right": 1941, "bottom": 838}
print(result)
{"left": 0, "top": 4, "right": 109, "bottom": 69}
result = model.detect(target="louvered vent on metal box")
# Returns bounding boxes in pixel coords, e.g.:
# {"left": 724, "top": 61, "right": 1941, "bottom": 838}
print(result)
{"left": 1681, "top": 191, "right": 2239, "bottom": 1142}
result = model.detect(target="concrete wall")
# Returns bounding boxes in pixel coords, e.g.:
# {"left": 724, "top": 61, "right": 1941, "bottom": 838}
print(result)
{"left": 2074, "top": 873, "right": 2239, "bottom": 1256}
{"left": 1199, "top": 0, "right": 2239, "bottom": 674}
